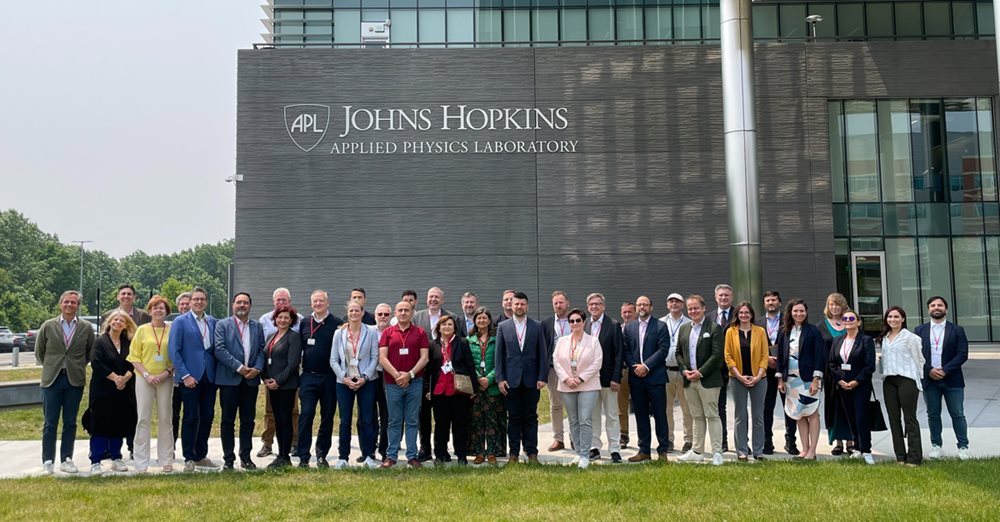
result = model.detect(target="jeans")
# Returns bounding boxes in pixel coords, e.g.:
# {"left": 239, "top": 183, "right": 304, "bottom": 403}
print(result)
{"left": 564, "top": 390, "right": 600, "bottom": 460}
{"left": 180, "top": 379, "right": 216, "bottom": 462}
{"left": 923, "top": 379, "right": 969, "bottom": 449}
{"left": 297, "top": 372, "right": 337, "bottom": 461}
{"left": 337, "top": 381, "right": 376, "bottom": 461}
{"left": 385, "top": 378, "right": 423, "bottom": 461}
{"left": 41, "top": 372, "right": 84, "bottom": 464}
{"left": 219, "top": 381, "right": 259, "bottom": 463}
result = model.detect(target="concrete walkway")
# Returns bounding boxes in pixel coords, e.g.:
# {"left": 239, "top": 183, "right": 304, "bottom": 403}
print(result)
{"left": 2, "top": 352, "right": 998, "bottom": 479}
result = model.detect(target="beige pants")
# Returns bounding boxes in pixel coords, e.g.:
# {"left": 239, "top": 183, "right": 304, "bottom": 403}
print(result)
{"left": 618, "top": 369, "right": 630, "bottom": 438}
{"left": 666, "top": 369, "right": 693, "bottom": 445}
{"left": 548, "top": 367, "right": 565, "bottom": 442}
{"left": 591, "top": 387, "right": 621, "bottom": 453}
{"left": 134, "top": 377, "right": 174, "bottom": 470}
{"left": 684, "top": 380, "right": 722, "bottom": 455}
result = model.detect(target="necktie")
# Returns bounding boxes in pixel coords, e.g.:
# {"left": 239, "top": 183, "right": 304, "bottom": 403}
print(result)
{"left": 721, "top": 310, "right": 728, "bottom": 326}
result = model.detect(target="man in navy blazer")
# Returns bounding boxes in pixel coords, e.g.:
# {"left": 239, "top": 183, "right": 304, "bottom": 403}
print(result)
{"left": 167, "top": 287, "right": 218, "bottom": 472}
{"left": 494, "top": 292, "right": 548, "bottom": 463}
{"left": 214, "top": 292, "right": 265, "bottom": 470}
{"left": 914, "top": 296, "right": 970, "bottom": 459}
{"left": 622, "top": 295, "right": 671, "bottom": 462}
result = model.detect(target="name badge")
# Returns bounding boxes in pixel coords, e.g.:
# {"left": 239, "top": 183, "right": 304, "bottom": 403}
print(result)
{"left": 570, "top": 360, "right": 578, "bottom": 369}
{"left": 350, "top": 358, "right": 359, "bottom": 367}
{"left": 480, "top": 361, "right": 486, "bottom": 370}
{"left": 841, "top": 363, "right": 852, "bottom": 371}
{"left": 399, "top": 348, "right": 410, "bottom": 356}
{"left": 268, "top": 358, "right": 273, "bottom": 366}
{"left": 154, "top": 354, "right": 164, "bottom": 362}
{"left": 307, "top": 338, "right": 316, "bottom": 346}
{"left": 442, "top": 361, "right": 454, "bottom": 374}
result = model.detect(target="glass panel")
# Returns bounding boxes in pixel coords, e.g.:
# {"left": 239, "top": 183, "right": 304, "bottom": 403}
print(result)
{"left": 866, "top": 3, "right": 893, "bottom": 38}
{"left": 885, "top": 238, "right": 923, "bottom": 324}
{"left": 836, "top": 3, "right": 864, "bottom": 39}
{"left": 476, "top": 9, "right": 503, "bottom": 44}
{"left": 304, "top": 21, "right": 333, "bottom": 34}
{"left": 918, "top": 237, "right": 954, "bottom": 320}
{"left": 895, "top": 2, "right": 923, "bottom": 37}
{"left": 808, "top": 4, "right": 836, "bottom": 39}
{"left": 845, "top": 100, "right": 880, "bottom": 201}
{"left": 333, "top": 10, "right": 361, "bottom": 43}
{"left": 753, "top": 5, "right": 778, "bottom": 39}
{"left": 834, "top": 203, "right": 849, "bottom": 236}
{"left": 779, "top": 4, "right": 807, "bottom": 39}
{"left": 675, "top": 5, "right": 701, "bottom": 42}
{"left": 589, "top": 6, "right": 615, "bottom": 43}
{"left": 924, "top": 2, "right": 952, "bottom": 36}
{"left": 503, "top": 8, "right": 530, "bottom": 45}
{"left": 884, "top": 203, "right": 917, "bottom": 236}
{"left": 450, "top": 0, "right": 474, "bottom": 6}
{"left": 977, "top": 98, "right": 997, "bottom": 200}
{"left": 987, "top": 237, "right": 1000, "bottom": 339}
{"left": 952, "top": 203, "right": 985, "bottom": 235}
{"left": 978, "top": 1, "right": 995, "bottom": 36}
{"left": 911, "top": 99, "right": 947, "bottom": 202}
{"left": 305, "top": 0, "right": 331, "bottom": 5}
{"left": 952, "top": 237, "right": 990, "bottom": 340}
{"left": 419, "top": 0, "right": 445, "bottom": 5}
{"left": 850, "top": 203, "right": 883, "bottom": 236}
{"left": 986, "top": 203, "right": 1000, "bottom": 234}
{"left": 830, "top": 101, "right": 847, "bottom": 203}
{"left": 645, "top": 6, "right": 673, "bottom": 41}
{"left": 953, "top": 2, "right": 976, "bottom": 36}
{"left": 361, "top": 9, "right": 388, "bottom": 21}
{"left": 617, "top": 6, "right": 643, "bottom": 44}
{"left": 448, "top": 8, "right": 475, "bottom": 46}
{"left": 702, "top": 5, "right": 720, "bottom": 40}
{"left": 836, "top": 239, "right": 855, "bottom": 306}
{"left": 852, "top": 237, "right": 884, "bottom": 250}
{"left": 419, "top": 9, "right": 447, "bottom": 45}
{"left": 853, "top": 253, "right": 886, "bottom": 336}
{"left": 532, "top": 8, "right": 560, "bottom": 44}
{"left": 944, "top": 98, "right": 982, "bottom": 201}
{"left": 878, "top": 99, "right": 914, "bottom": 201}
{"left": 391, "top": 0, "right": 417, "bottom": 6}
{"left": 561, "top": 8, "right": 588, "bottom": 45}
{"left": 335, "top": 0, "right": 361, "bottom": 7}
{"left": 390, "top": 9, "right": 417, "bottom": 44}
{"left": 916, "top": 203, "right": 952, "bottom": 235}
{"left": 305, "top": 10, "right": 332, "bottom": 20}
{"left": 278, "top": 10, "right": 305, "bottom": 20}
{"left": 282, "top": 22, "right": 305, "bottom": 34}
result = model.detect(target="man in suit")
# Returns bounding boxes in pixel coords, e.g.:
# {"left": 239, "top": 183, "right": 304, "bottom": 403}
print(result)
{"left": 168, "top": 286, "right": 219, "bottom": 472}
{"left": 623, "top": 295, "right": 671, "bottom": 462}
{"left": 257, "top": 287, "right": 303, "bottom": 458}
{"left": 298, "top": 290, "right": 343, "bottom": 467}
{"left": 495, "top": 291, "right": 548, "bottom": 463}
{"left": 213, "top": 292, "right": 265, "bottom": 470}
{"left": 540, "top": 290, "right": 571, "bottom": 451}
{"left": 412, "top": 286, "right": 455, "bottom": 461}
{"left": 677, "top": 294, "right": 726, "bottom": 465}
{"left": 660, "top": 292, "right": 692, "bottom": 453}
{"left": 707, "top": 283, "right": 734, "bottom": 453}
{"left": 915, "top": 295, "right": 970, "bottom": 460}
{"left": 586, "top": 293, "right": 625, "bottom": 462}
{"left": 350, "top": 288, "right": 377, "bottom": 326}
{"left": 758, "top": 290, "right": 798, "bottom": 455}
{"left": 618, "top": 301, "right": 636, "bottom": 449}
{"left": 458, "top": 291, "right": 479, "bottom": 338}
{"left": 35, "top": 290, "right": 95, "bottom": 475}
{"left": 100, "top": 283, "right": 151, "bottom": 327}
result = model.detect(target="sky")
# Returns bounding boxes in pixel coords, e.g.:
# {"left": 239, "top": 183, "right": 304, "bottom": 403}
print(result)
{"left": 1, "top": 1, "right": 263, "bottom": 258}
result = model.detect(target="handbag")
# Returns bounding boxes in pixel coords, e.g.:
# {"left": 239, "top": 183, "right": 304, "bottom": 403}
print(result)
{"left": 869, "top": 389, "right": 888, "bottom": 432}
{"left": 454, "top": 374, "right": 474, "bottom": 397}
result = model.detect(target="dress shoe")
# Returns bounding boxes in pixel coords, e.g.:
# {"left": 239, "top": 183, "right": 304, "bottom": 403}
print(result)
{"left": 682, "top": 442, "right": 692, "bottom": 452}
{"left": 487, "top": 455, "right": 498, "bottom": 465}
{"left": 785, "top": 444, "right": 800, "bottom": 456}
{"left": 506, "top": 456, "right": 520, "bottom": 465}
{"left": 763, "top": 446, "right": 775, "bottom": 455}
{"left": 242, "top": 460, "right": 257, "bottom": 470}
{"left": 256, "top": 445, "right": 273, "bottom": 458}
{"left": 527, "top": 455, "right": 540, "bottom": 464}
{"left": 267, "top": 457, "right": 290, "bottom": 469}
{"left": 627, "top": 453, "right": 651, "bottom": 463}
{"left": 611, "top": 452, "right": 622, "bottom": 463}
{"left": 317, "top": 457, "right": 329, "bottom": 469}
{"left": 473, "top": 455, "right": 485, "bottom": 465}
{"left": 195, "top": 458, "right": 219, "bottom": 469}
{"left": 620, "top": 435, "right": 629, "bottom": 449}
{"left": 457, "top": 458, "right": 468, "bottom": 466}
{"left": 417, "top": 450, "right": 432, "bottom": 462}
{"left": 657, "top": 452, "right": 670, "bottom": 461}
{"left": 666, "top": 442, "right": 675, "bottom": 453}
{"left": 298, "top": 459, "right": 310, "bottom": 469}
{"left": 589, "top": 448, "right": 601, "bottom": 460}
{"left": 407, "top": 459, "right": 422, "bottom": 469}
{"left": 549, "top": 440, "right": 565, "bottom": 451}
{"left": 754, "top": 455, "right": 766, "bottom": 462}
{"left": 380, "top": 459, "right": 396, "bottom": 469}
{"left": 223, "top": 461, "right": 234, "bottom": 471}
{"left": 356, "top": 455, "right": 367, "bottom": 463}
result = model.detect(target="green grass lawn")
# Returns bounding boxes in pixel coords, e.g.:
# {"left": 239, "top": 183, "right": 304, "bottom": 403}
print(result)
{"left": 1, "top": 459, "right": 998, "bottom": 520}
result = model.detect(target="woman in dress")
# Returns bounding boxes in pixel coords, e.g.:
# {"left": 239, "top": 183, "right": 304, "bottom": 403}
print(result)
{"left": 552, "top": 308, "right": 603, "bottom": 469}
{"left": 724, "top": 302, "right": 769, "bottom": 461}
{"left": 427, "top": 315, "right": 476, "bottom": 465}
{"left": 127, "top": 295, "right": 175, "bottom": 473}
{"left": 876, "top": 306, "right": 925, "bottom": 466}
{"left": 263, "top": 305, "right": 302, "bottom": 468}
{"left": 467, "top": 307, "right": 506, "bottom": 464}
{"left": 829, "top": 309, "right": 877, "bottom": 465}
{"left": 86, "top": 310, "right": 138, "bottom": 475}
{"left": 819, "top": 292, "right": 851, "bottom": 455}
{"left": 330, "top": 300, "right": 380, "bottom": 469}
{"left": 776, "top": 299, "right": 826, "bottom": 460}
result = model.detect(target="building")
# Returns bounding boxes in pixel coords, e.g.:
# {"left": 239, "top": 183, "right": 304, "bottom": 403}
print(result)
{"left": 234, "top": 0, "right": 1000, "bottom": 340}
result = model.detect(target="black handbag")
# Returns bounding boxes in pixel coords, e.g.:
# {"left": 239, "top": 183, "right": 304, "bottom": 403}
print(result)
{"left": 869, "top": 389, "right": 888, "bottom": 432}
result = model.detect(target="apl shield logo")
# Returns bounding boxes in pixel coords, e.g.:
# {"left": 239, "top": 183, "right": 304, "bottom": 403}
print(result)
{"left": 284, "top": 104, "right": 330, "bottom": 152}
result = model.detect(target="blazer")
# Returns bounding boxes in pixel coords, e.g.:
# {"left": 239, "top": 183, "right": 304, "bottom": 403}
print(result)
{"left": 494, "top": 317, "right": 548, "bottom": 388}
{"left": 585, "top": 315, "right": 624, "bottom": 387}
{"left": 263, "top": 330, "right": 302, "bottom": 389}
{"left": 468, "top": 334, "right": 500, "bottom": 396}
{"left": 829, "top": 333, "right": 876, "bottom": 385}
{"left": 914, "top": 321, "right": 968, "bottom": 388}
{"left": 457, "top": 314, "right": 477, "bottom": 339}
{"left": 426, "top": 336, "right": 476, "bottom": 395}
{"left": 623, "top": 318, "right": 671, "bottom": 387}
{"left": 35, "top": 316, "right": 95, "bottom": 387}
{"left": 330, "top": 324, "right": 381, "bottom": 382}
{"left": 168, "top": 311, "right": 218, "bottom": 384}
{"left": 724, "top": 325, "right": 769, "bottom": 377}
{"left": 412, "top": 308, "right": 456, "bottom": 343}
{"left": 552, "top": 333, "right": 603, "bottom": 393}
{"left": 775, "top": 322, "right": 827, "bottom": 382}
{"left": 213, "top": 316, "right": 265, "bottom": 387}
{"left": 675, "top": 320, "right": 724, "bottom": 388}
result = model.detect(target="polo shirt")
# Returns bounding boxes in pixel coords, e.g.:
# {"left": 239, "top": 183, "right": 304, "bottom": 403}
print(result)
{"left": 379, "top": 323, "right": 429, "bottom": 384}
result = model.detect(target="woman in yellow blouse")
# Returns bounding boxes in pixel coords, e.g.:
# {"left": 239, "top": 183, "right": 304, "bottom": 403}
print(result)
{"left": 127, "top": 295, "right": 176, "bottom": 473}
{"left": 724, "top": 302, "right": 769, "bottom": 462}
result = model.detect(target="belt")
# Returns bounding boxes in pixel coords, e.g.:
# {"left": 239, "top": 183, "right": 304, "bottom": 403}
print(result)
{"left": 667, "top": 366, "right": 680, "bottom": 371}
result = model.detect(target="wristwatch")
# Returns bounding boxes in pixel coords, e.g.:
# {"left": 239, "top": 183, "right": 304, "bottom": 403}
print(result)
{"left": 409, "top": 370, "right": 415, "bottom": 379}
{"left": 143, "top": 372, "right": 150, "bottom": 378}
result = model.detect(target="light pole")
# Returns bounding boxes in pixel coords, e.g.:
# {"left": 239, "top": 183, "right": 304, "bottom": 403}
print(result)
{"left": 71, "top": 240, "right": 93, "bottom": 295}
{"left": 806, "top": 14, "right": 824, "bottom": 42}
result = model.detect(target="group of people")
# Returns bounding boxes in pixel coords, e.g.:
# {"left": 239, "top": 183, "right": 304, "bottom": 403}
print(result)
{"left": 34, "top": 282, "right": 971, "bottom": 475}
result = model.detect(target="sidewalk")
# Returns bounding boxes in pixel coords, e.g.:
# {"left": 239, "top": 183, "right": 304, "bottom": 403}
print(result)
{"left": 2, "top": 352, "right": 998, "bottom": 479}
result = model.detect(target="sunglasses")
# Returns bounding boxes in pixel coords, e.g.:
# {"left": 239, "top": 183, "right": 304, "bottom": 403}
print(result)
{"left": 842, "top": 316, "right": 858, "bottom": 322}
{"left": 568, "top": 318, "right": 584, "bottom": 324}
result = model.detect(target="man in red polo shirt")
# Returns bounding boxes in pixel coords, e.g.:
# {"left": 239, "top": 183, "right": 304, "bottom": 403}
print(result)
{"left": 378, "top": 300, "right": 430, "bottom": 468}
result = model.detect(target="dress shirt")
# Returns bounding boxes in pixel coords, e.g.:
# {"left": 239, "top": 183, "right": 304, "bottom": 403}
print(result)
{"left": 194, "top": 313, "right": 212, "bottom": 350}
{"left": 234, "top": 318, "right": 251, "bottom": 367}
{"left": 589, "top": 315, "right": 603, "bottom": 338}
{"left": 659, "top": 313, "right": 690, "bottom": 365}
{"left": 59, "top": 317, "right": 78, "bottom": 371}
{"left": 764, "top": 314, "right": 781, "bottom": 345}
{"left": 638, "top": 318, "right": 649, "bottom": 360}
{"left": 930, "top": 320, "right": 946, "bottom": 368}
{"left": 881, "top": 328, "right": 925, "bottom": 390}
{"left": 429, "top": 311, "right": 442, "bottom": 336}
{"left": 717, "top": 308, "right": 731, "bottom": 327}
{"left": 688, "top": 320, "right": 703, "bottom": 370}
{"left": 464, "top": 315, "right": 475, "bottom": 335}
{"left": 513, "top": 317, "right": 527, "bottom": 351}
{"left": 554, "top": 316, "right": 570, "bottom": 339}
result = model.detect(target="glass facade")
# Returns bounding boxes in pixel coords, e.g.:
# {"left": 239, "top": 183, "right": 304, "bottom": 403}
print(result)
{"left": 831, "top": 98, "right": 1000, "bottom": 341}
{"left": 265, "top": 0, "right": 997, "bottom": 46}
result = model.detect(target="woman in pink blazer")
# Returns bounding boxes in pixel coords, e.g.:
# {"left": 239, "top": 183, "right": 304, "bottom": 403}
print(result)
{"left": 553, "top": 308, "right": 603, "bottom": 469}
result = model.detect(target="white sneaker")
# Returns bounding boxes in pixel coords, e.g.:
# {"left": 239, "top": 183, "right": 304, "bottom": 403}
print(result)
{"left": 578, "top": 458, "right": 589, "bottom": 470}
{"left": 364, "top": 457, "right": 380, "bottom": 469}
{"left": 41, "top": 460, "right": 54, "bottom": 476}
{"left": 569, "top": 456, "right": 580, "bottom": 466}
{"left": 90, "top": 463, "right": 103, "bottom": 476}
{"left": 863, "top": 453, "right": 875, "bottom": 465}
{"left": 60, "top": 458, "right": 78, "bottom": 474}
{"left": 183, "top": 460, "right": 196, "bottom": 472}
{"left": 928, "top": 445, "right": 943, "bottom": 459}
{"left": 712, "top": 453, "right": 724, "bottom": 466}
{"left": 333, "top": 459, "right": 349, "bottom": 470}
{"left": 958, "top": 448, "right": 970, "bottom": 460}
{"left": 111, "top": 459, "right": 128, "bottom": 472}
{"left": 677, "top": 450, "right": 704, "bottom": 463}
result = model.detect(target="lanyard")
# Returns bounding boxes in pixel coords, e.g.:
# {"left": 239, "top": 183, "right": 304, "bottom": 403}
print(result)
{"left": 515, "top": 320, "right": 527, "bottom": 346}
{"left": 310, "top": 316, "right": 324, "bottom": 338}
{"left": 441, "top": 338, "right": 452, "bottom": 364}
{"left": 348, "top": 326, "right": 365, "bottom": 358}
{"left": 268, "top": 331, "right": 284, "bottom": 357}
{"left": 932, "top": 327, "right": 944, "bottom": 352}
{"left": 62, "top": 323, "right": 76, "bottom": 347}
{"left": 151, "top": 325, "right": 166, "bottom": 356}
{"left": 234, "top": 318, "right": 247, "bottom": 348}
{"left": 557, "top": 319, "right": 566, "bottom": 337}
{"left": 479, "top": 336, "right": 488, "bottom": 363}
{"left": 766, "top": 316, "right": 780, "bottom": 343}
{"left": 197, "top": 317, "right": 209, "bottom": 344}
{"left": 570, "top": 336, "right": 581, "bottom": 364}
{"left": 841, "top": 337, "right": 854, "bottom": 362}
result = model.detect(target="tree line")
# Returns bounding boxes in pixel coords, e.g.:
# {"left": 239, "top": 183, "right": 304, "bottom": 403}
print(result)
{"left": 0, "top": 209, "right": 233, "bottom": 331}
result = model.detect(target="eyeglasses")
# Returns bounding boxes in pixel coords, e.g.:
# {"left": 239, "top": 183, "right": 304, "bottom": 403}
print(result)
{"left": 568, "top": 318, "right": 584, "bottom": 324}
{"left": 375, "top": 313, "right": 390, "bottom": 317}
{"left": 842, "top": 316, "right": 858, "bottom": 322}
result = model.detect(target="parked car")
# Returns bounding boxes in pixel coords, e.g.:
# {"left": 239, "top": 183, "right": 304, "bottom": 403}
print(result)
{"left": 0, "top": 327, "right": 23, "bottom": 353}
{"left": 23, "top": 329, "right": 38, "bottom": 351}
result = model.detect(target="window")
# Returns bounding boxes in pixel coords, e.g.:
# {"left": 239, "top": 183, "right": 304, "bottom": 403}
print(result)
{"left": 617, "top": 6, "right": 643, "bottom": 45}
{"left": 334, "top": 10, "right": 361, "bottom": 43}
{"left": 645, "top": 5, "right": 674, "bottom": 42}
{"left": 418, "top": 9, "right": 446, "bottom": 45}
{"left": 589, "top": 7, "right": 615, "bottom": 44}
{"left": 561, "top": 8, "right": 587, "bottom": 45}
{"left": 845, "top": 100, "right": 880, "bottom": 202}
{"left": 532, "top": 8, "right": 559, "bottom": 45}
{"left": 836, "top": 3, "right": 864, "bottom": 40}
{"left": 390, "top": 9, "right": 417, "bottom": 44}
{"left": 753, "top": 5, "right": 778, "bottom": 39}
{"left": 448, "top": 8, "right": 475, "bottom": 47}
{"left": 866, "top": 3, "right": 893, "bottom": 38}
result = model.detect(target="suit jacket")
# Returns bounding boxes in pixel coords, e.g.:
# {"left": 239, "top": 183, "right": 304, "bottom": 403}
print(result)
{"left": 914, "top": 321, "right": 969, "bottom": 388}
{"left": 35, "top": 316, "right": 95, "bottom": 387}
{"left": 212, "top": 316, "right": 265, "bottom": 387}
{"left": 585, "top": 315, "right": 624, "bottom": 387}
{"left": 168, "top": 311, "right": 218, "bottom": 384}
{"left": 494, "top": 317, "right": 548, "bottom": 388}
{"left": 708, "top": 308, "right": 735, "bottom": 329}
{"left": 776, "top": 322, "right": 827, "bottom": 382}
{"left": 675, "top": 320, "right": 724, "bottom": 388}
{"left": 829, "top": 333, "right": 876, "bottom": 384}
{"left": 264, "top": 330, "right": 302, "bottom": 389}
{"left": 412, "top": 308, "right": 456, "bottom": 343}
{"left": 623, "top": 318, "right": 670, "bottom": 387}
{"left": 426, "top": 336, "right": 476, "bottom": 395}
{"left": 101, "top": 307, "right": 151, "bottom": 327}
{"left": 457, "top": 313, "right": 476, "bottom": 339}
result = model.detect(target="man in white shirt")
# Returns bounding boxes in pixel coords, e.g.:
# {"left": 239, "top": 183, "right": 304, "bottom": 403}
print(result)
{"left": 914, "top": 296, "right": 970, "bottom": 460}
{"left": 660, "top": 293, "right": 692, "bottom": 452}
